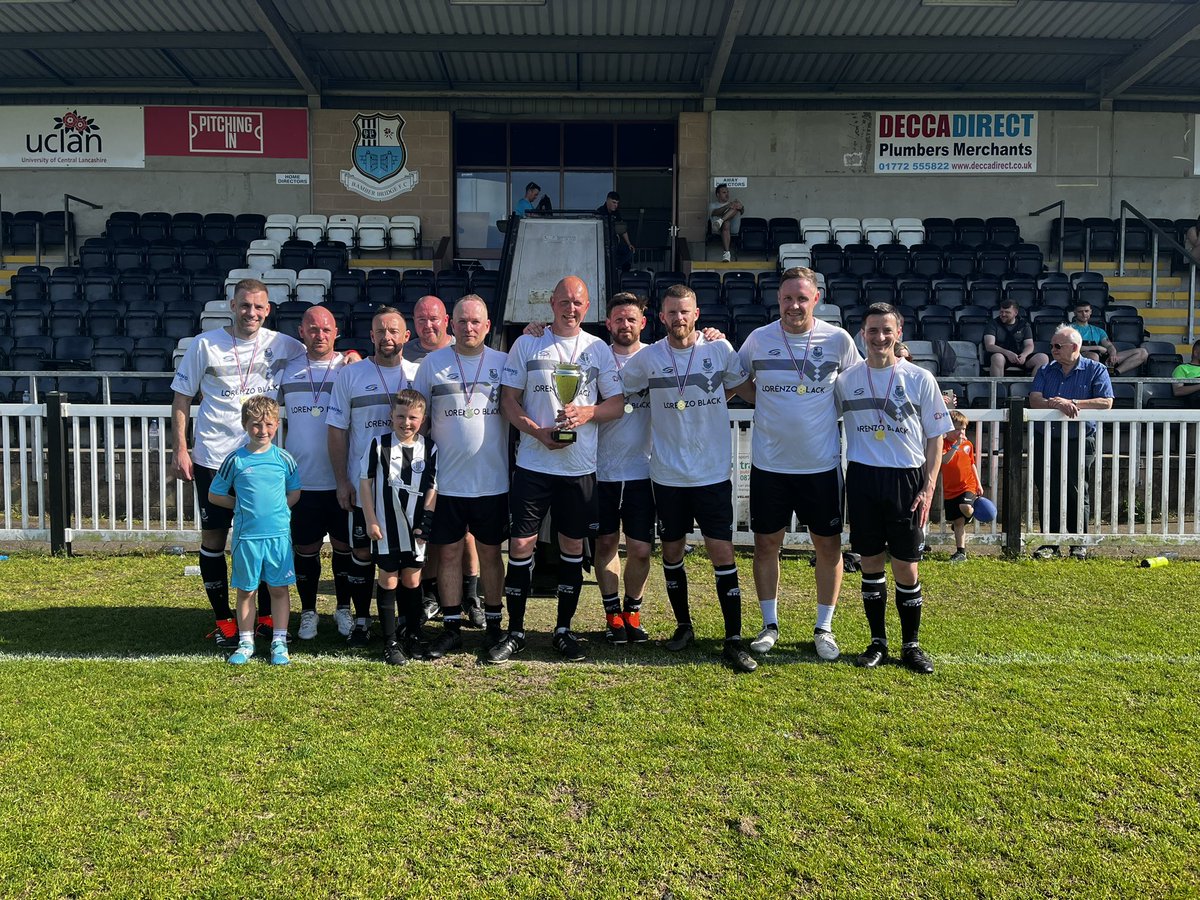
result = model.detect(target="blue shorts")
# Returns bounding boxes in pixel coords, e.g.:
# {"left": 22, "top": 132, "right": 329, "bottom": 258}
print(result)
{"left": 230, "top": 534, "right": 296, "bottom": 590}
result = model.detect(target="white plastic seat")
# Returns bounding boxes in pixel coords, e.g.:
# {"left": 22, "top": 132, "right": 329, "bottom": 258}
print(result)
{"left": 199, "top": 300, "right": 234, "bottom": 332}
{"left": 326, "top": 214, "right": 359, "bottom": 247}
{"left": 799, "top": 217, "right": 831, "bottom": 244}
{"left": 389, "top": 215, "right": 421, "bottom": 250}
{"left": 172, "top": 336, "right": 194, "bottom": 370}
{"left": 264, "top": 214, "right": 296, "bottom": 243}
{"left": 831, "top": 217, "right": 863, "bottom": 245}
{"left": 246, "top": 239, "right": 281, "bottom": 272}
{"left": 778, "top": 242, "right": 811, "bottom": 271}
{"left": 224, "top": 267, "right": 260, "bottom": 300}
{"left": 862, "top": 218, "right": 895, "bottom": 248}
{"left": 294, "top": 214, "right": 328, "bottom": 244}
{"left": 893, "top": 217, "right": 925, "bottom": 248}
{"left": 295, "top": 268, "right": 332, "bottom": 303}
{"left": 262, "top": 268, "right": 298, "bottom": 304}
{"left": 814, "top": 303, "right": 843, "bottom": 324}
{"left": 357, "top": 215, "right": 389, "bottom": 251}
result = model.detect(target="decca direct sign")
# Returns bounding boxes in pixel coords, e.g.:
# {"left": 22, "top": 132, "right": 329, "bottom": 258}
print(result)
{"left": 189, "top": 111, "right": 264, "bottom": 154}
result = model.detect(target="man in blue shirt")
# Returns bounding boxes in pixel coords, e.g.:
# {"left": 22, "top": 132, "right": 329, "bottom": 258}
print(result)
{"left": 515, "top": 182, "right": 540, "bottom": 217}
{"left": 1028, "top": 325, "right": 1114, "bottom": 559}
{"left": 1072, "top": 300, "right": 1148, "bottom": 375}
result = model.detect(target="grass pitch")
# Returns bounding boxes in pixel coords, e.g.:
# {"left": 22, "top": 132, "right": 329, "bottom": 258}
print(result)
{"left": 0, "top": 551, "right": 1197, "bottom": 899}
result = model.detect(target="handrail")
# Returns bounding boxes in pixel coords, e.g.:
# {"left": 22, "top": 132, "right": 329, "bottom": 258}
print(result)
{"left": 0, "top": 192, "right": 6, "bottom": 269}
{"left": 1027, "top": 200, "right": 1066, "bottom": 274}
{"left": 63, "top": 193, "right": 103, "bottom": 265}
{"left": 1118, "top": 200, "right": 1197, "bottom": 341}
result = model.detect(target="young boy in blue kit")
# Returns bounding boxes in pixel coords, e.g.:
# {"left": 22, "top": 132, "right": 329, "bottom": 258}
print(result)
{"left": 208, "top": 395, "right": 302, "bottom": 665}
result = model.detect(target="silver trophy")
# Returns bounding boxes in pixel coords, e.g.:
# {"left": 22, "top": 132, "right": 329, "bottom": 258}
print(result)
{"left": 550, "top": 363, "right": 584, "bottom": 443}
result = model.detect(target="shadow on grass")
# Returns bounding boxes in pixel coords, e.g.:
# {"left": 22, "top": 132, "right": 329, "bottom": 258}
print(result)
{"left": 0, "top": 606, "right": 847, "bottom": 669}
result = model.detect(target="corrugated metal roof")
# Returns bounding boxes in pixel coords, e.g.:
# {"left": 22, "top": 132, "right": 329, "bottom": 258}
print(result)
{"left": 0, "top": 0, "right": 255, "bottom": 33}
{"left": 31, "top": 48, "right": 178, "bottom": 81}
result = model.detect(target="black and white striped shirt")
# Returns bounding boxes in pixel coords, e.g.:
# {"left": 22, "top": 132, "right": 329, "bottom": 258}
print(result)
{"left": 359, "top": 432, "right": 437, "bottom": 559}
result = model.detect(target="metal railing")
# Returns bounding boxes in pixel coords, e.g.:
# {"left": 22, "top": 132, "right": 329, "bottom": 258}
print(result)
{"left": 1028, "top": 199, "right": 1066, "bottom": 274}
{"left": 1117, "top": 200, "right": 1197, "bottom": 341}
{"left": 4, "top": 393, "right": 1199, "bottom": 555}
{"left": 62, "top": 193, "right": 102, "bottom": 265}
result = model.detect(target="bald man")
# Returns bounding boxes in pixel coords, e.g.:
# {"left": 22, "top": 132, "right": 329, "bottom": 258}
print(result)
{"left": 273, "top": 306, "right": 354, "bottom": 639}
{"left": 495, "top": 275, "right": 623, "bottom": 663}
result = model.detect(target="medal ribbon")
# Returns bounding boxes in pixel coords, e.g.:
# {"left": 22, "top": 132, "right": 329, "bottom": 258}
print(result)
{"left": 453, "top": 347, "right": 486, "bottom": 411}
{"left": 372, "top": 358, "right": 408, "bottom": 400}
{"left": 865, "top": 361, "right": 900, "bottom": 432}
{"left": 779, "top": 321, "right": 815, "bottom": 388}
{"left": 662, "top": 338, "right": 700, "bottom": 407}
{"left": 231, "top": 334, "right": 261, "bottom": 399}
{"left": 306, "top": 355, "right": 335, "bottom": 406}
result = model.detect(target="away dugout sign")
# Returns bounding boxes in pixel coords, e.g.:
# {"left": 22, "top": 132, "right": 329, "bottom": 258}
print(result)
{"left": 874, "top": 111, "right": 1037, "bottom": 174}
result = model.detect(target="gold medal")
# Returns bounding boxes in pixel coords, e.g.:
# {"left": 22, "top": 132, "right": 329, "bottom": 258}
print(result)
{"left": 464, "top": 407, "right": 476, "bottom": 419}
{"left": 623, "top": 402, "right": 634, "bottom": 415}
{"left": 675, "top": 399, "right": 686, "bottom": 411}
{"left": 239, "top": 395, "right": 249, "bottom": 406}
{"left": 796, "top": 385, "right": 807, "bottom": 395}
{"left": 310, "top": 406, "right": 322, "bottom": 418}
{"left": 874, "top": 428, "right": 886, "bottom": 441}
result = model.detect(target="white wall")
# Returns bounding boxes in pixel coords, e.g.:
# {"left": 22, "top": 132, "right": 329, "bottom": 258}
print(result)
{"left": 709, "top": 110, "right": 1200, "bottom": 247}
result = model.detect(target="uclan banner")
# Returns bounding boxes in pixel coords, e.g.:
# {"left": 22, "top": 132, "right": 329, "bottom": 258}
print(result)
{"left": 144, "top": 106, "right": 309, "bottom": 159}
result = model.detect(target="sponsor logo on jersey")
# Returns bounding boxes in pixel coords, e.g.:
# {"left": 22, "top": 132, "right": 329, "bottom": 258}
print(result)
{"left": 702, "top": 357, "right": 713, "bottom": 372}
{"left": 768, "top": 348, "right": 782, "bottom": 357}
{"left": 365, "top": 384, "right": 379, "bottom": 391}
{"left": 812, "top": 346, "right": 825, "bottom": 359}
{"left": 489, "top": 368, "right": 499, "bottom": 381}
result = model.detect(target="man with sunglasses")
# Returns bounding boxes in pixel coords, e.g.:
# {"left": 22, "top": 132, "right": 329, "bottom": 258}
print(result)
{"left": 1028, "top": 326, "right": 1113, "bottom": 560}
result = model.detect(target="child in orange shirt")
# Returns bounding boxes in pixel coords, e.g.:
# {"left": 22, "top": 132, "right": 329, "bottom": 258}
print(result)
{"left": 941, "top": 409, "right": 984, "bottom": 563}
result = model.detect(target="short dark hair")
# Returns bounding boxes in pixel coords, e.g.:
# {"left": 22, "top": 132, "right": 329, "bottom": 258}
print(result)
{"left": 865, "top": 301, "right": 902, "bottom": 327}
{"left": 392, "top": 388, "right": 427, "bottom": 414}
{"left": 714, "top": 183, "right": 728, "bottom": 196}
{"left": 606, "top": 191, "right": 620, "bottom": 202}
{"left": 607, "top": 291, "right": 647, "bottom": 316}
{"left": 525, "top": 181, "right": 540, "bottom": 193}
{"left": 1073, "top": 299, "right": 1092, "bottom": 310}
{"left": 998, "top": 298, "right": 1018, "bottom": 310}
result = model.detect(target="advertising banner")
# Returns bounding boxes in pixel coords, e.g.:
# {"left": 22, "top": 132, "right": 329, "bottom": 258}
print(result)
{"left": 874, "top": 111, "right": 1037, "bottom": 174}
{"left": 144, "top": 106, "right": 309, "bottom": 159}
{"left": 0, "top": 106, "right": 145, "bottom": 168}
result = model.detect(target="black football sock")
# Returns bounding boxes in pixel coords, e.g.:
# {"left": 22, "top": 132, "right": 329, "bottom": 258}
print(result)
{"left": 331, "top": 549, "right": 353, "bottom": 609}
{"left": 421, "top": 577, "right": 439, "bottom": 608}
{"left": 294, "top": 550, "right": 321, "bottom": 612}
{"left": 485, "top": 604, "right": 503, "bottom": 638}
{"left": 663, "top": 558, "right": 691, "bottom": 624}
{"left": 400, "top": 584, "right": 424, "bottom": 637}
{"left": 463, "top": 574, "right": 480, "bottom": 601}
{"left": 443, "top": 604, "right": 463, "bottom": 633}
{"left": 349, "top": 555, "right": 375, "bottom": 619}
{"left": 861, "top": 571, "right": 888, "bottom": 645}
{"left": 555, "top": 553, "right": 583, "bottom": 631}
{"left": 895, "top": 581, "right": 923, "bottom": 646}
{"left": 376, "top": 586, "right": 398, "bottom": 641}
{"left": 714, "top": 565, "right": 743, "bottom": 641}
{"left": 199, "top": 546, "right": 232, "bottom": 619}
{"left": 503, "top": 554, "right": 533, "bottom": 635}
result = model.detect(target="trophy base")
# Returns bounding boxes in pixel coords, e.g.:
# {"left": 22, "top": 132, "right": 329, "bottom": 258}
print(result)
{"left": 551, "top": 429, "right": 577, "bottom": 443}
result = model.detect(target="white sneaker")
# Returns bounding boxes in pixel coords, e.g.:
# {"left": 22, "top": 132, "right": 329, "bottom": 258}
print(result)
{"left": 750, "top": 625, "right": 779, "bottom": 654}
{"left": 334, "top": 607, "right": 353, "bottom": 637}
{"left": 814, "top": 630, "right": 841, "bottom": 661}
{"left": 721, "top": 250, "right": 732, "bottom": 262}
{"left": 711, "top": 215, "right": 724, "bottom": 232}
{"left": 298, "top": 610, "right": 319, "bottom": 640}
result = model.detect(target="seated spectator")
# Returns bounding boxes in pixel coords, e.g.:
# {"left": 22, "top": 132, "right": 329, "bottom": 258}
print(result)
{"left": 515, "top": 182, "right": 540, "bottom": 217}
{"left": 1071, "top": 300, "right": 1147, "bottom": 375}
{"left": 1185, "top": 216, "right": 1200, "bottom": 266}
{"left": 709, "top": 183, "right": 745, "bottom": 263}
{"left": 895, "top": 342, "right": 912, "bottom": 361}
{"left": 983, "top": 299, "right": 1048, "bottom": 377}
{"left": 1172, "top": 338, "right": 1200, "bottom": 404}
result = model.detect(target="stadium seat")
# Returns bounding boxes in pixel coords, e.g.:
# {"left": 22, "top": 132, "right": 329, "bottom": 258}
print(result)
{"left": 767, "top": 217, "right": 800, "bottom": 251}
{"left": 967, "top": 278, "right": 1002, "bottom": 309}
{"left": 199, "top": 300, "right": 234, "bottom": 332}
{"left": 922, "top": 217, "right": 955, "bottom": 248}
{"left": 161, "top": 308, "right": 199, "bottom": 341}
{"left": 262, "top": 269, "right": 298, "bottom": 304}
{"left": 278, "top": 240, "right": 314, "bottom": 272}
{"left": 737, "top": 218, "right": 770, "bottom": 255}
{"left": 11, "top": 335, "right": 54, "bottom": 370}
{"left": 180, "top": 240, "right": 214, "bottom": 273}
{"left": 246, "top": 239, "right": 282, "bottom": 272}
{"left": 777, "top": 242, "right": 811, "bottom": 271}
{"left": 79, "top": 238, "right": 114, "bottom": 271}
{"left": 1084, "top": 217, "right": 1118, "bottom": 260}
{"left": 862, "top": 218, "right": 894, "bottom": 248}
{"left": 892, "top": 217, "right": 924, "bottom": 248}
{"left": 326, "top": 215, "right": 359, "bottom": 247}
{"left": 1009, "top": 244, "right": 1044, "bottom": 278}
{"left": 264, "top": 214, "right": 297, "bottom": 243}
{"left": 234, "top": 213, "right": 267, "bottom": 244}
{"left": 8, "top": 273, "right": 47, "bottom": 303}
{"left": 435, "top": 272, "right": 468, "bottom": 304}
{"left": 202, "top": 213, "right": 236, "bottom": 244}
{"left": 357, "top": 215, "right": 389, "bottom": 251}
{"left": 138, "top": 212, "right": 172, "bottom": 243}
{"left": 986, "top": 216, "right": 1021, "bottom": 248}
{"left": 93, "top": 336, "right": 135, "bottom": 372}
{"left": 146, "top": 240, "right": 182, "bottom": 273}
{"left": 1109, "top": 317, "right": 1145, "bottom": 345}
{"left": 107, "top": 376, "right": 145, "bottom": 403}
{"left": 329, "top": 273, "right": 365, "bottom": 305}
{"left": 133, "top": 337, "right": 177, "bottom": 373}
{"left": 843, "top": 244, "right": 877, "bottom": 278}
{"left": 294, "top": 215, "right": 328, "bottom": 244}
{"left": 171, "top": 212, "right": 204, "bottom": 243}
{"left": 296, "top": 269, "right": 333, "bottom": 304}
{"left": 225, "top": 267, "right": 260, "bottom": 300}
{"left": 42, "top": 211, "right": 74, "bottom": 248}
{"left": 51, "top": 335, "right": 95, "bottom": 370}
{"left": 954, "top": 217, "right": 988, "bottom": 248}
{"left": 799, "top": 217, "right": 831, "bottom": 245}
{"left": 831, "top": 217, "right": 862, "bottom": 246}
{"left": 214, "top": 239, "right": 250, "bottom": 274}
{"left": 810, "top": 244, "right": 844, "bottom": 278}
{"left": 118, "top": 271, "right": 155, "bottom": 305}
{"left": 863, "top": 277, "right": 898, "bottom": 306}
{"left": 1048, "top": 217, "right": 1084, "bottom": 258}
{"left": 942, "top": 246, "right": 975, "bottom": 278}
{"left": 976, "top": 247, "right": 1009, "bottom": 278}
{"left": 48, "top": 307, "right": 87, "bottom": 338}
{"left": 191, "top": 274, "right": 224, "bottom": 306}
{"left": 312, "top": 241, "right": 349, "bottom": 272}
{"left": 875, "top": 245, "right": 908, "bottom": 279}
{"left": 104, "top": 211, "right": 140, "bottom": 242}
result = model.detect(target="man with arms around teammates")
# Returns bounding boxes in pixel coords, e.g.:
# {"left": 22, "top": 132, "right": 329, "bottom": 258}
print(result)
{"left": 494, "top": 276, "right": 623, "bottom": 663}
{"left": 414, "top": 296, "right": 511, "bottom": 658}
{"left": 327, "top": 306, "right": 420, "bottom": 649}
{"left": 276, "top": 305, "right": 352, "bottom": 640}
{"left": 172, "top": 278, "right": 305, "bottom": 646}
{"left": 834, "top": 302, "right": 954, "bottom": 675}
{"left": 737, "top": 267, "right": 861, "bottom": 661}
{"left": 620, "top": 285, "right": 757, "bottom": 673}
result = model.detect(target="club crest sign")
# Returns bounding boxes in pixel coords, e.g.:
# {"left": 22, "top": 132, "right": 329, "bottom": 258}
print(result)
{"left": 340, "top": 113, "right": 420, "bottom": 201}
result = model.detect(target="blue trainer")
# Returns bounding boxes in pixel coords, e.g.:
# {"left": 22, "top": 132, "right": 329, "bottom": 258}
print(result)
{"left": 227, "top": 641, "right": 255, "bottom": 665}
{"left": 269, "top": 639, "right": 290, "bottom": 666}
